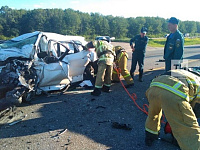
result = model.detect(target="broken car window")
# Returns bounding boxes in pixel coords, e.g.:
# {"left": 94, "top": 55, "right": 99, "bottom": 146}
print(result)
{"left": 0, "top": 36, "right": 37, "bottom": 49}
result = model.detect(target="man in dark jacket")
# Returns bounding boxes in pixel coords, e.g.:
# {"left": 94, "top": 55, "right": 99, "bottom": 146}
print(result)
{"left": 130, "top": 27, "right": 148, "bottom": 82}
{"left": 164, "top": 17, "right": 184, "bottom": 72}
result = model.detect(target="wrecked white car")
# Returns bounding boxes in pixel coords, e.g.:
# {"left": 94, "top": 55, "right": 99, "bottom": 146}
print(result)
{"left": 0, "top": 31, "right": 96, "bottom": 105}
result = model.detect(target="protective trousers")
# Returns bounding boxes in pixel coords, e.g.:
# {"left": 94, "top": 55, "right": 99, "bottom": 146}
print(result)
{"left": 145, "top": 86, "right": 200, "bottom": 150}
{"left": 112, "top": 53, "right": 133, "bottom": 84}
{"left": 95, "top": 62, "right": 113, "bottom": 88}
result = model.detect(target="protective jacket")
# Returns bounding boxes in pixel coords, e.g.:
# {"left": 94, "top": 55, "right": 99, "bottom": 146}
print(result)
{"left": 95, "top": 40, "right": 115, "bottom": 65}
{"left": 151, "top": 69, "right": 200, "bottom": 103}
{"left": 94, "top": 41, "right": 115, "bottom": 89}
{"left": 145, "top": 69, "right": 200, "bottom": 150}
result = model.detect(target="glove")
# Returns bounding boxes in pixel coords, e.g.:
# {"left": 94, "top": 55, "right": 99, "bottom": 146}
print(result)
{"left": 145, "top": 131, "right": 159, "bottom": 146}
{"left": 193, "top": 103, "right": 200, "bottom": 118}
{"left": 164, "top": 122, "right": 172, "bottom": 134}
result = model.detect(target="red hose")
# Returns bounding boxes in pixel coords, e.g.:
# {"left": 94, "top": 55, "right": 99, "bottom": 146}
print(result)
{"left": 114, "top": 67, "right": 166, "bottom": 123}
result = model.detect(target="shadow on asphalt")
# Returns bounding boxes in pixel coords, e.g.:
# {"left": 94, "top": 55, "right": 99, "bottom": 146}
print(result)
{"left": 184, "top": 54, "right": 200, "bottom": 59}
{"left": 0, "top": 69, "right": 180, "bottom": 150}
{"left": 185, "top": 45, "right": 200, "bottom": 48}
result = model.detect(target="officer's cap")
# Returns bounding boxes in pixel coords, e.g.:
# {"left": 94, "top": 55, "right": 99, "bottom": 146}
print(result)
{"left": 168, "top": 17, "right": 179, "bottom": 25}
{"left": 141, "top": 27, "right": 148, "bottom": 33}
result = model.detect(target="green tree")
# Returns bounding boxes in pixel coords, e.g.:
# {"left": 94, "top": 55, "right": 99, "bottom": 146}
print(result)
{"left": 64, "top": 9, "right": 81, "bottom": 35}
{"left": 44, "top": 9, "right": 66, "bottom": 34}
{"left": 183, "top": 21, "right": 197, "bottom": 34}
{"left": 108, "top": 17, "right": 128, "bottom": 38}
{"left": 78, "top": 12, "right": 92, "bottom": 36}
{"left": 1, "top": 6, "right": 200, "bottom": 40}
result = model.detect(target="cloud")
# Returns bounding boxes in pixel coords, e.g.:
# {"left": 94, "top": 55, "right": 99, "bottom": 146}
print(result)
{"left": 33, "top": 4, "right": 42, "bottom": 8}
{"left": 33, "top": 2, "right": 45, "bottom": 9}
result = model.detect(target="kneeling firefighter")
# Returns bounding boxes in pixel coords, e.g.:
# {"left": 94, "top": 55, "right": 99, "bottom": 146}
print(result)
{"left": 112, "top": 46, "right": 134, "bottom": 88}
{"left": 145, "top": 69, "right": 200, "bottom": 150}
{"left": 86, "top": 37, "right": 116, "bottom": 96}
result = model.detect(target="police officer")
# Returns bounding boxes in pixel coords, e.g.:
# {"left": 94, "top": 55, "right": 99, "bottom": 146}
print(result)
{"left": 112, "top": 46, "right": 134, "bottom": 88}
{"left": 130, "top": 27, "right": 148, "bottom": 82}
{"left": 164, "top": 17, "right": 184, "bottom": 72}
{"left": 145, "top": 69, "right": 200, "bottom": 150}
{"left": 86, "top": 37, "right": 115, "bottom": 96}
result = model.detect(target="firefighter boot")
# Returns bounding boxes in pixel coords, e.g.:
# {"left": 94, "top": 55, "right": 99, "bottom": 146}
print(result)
{"left": 102, "top": 85, "right": 110, "bottom": 93}
{"left": 139, "top": 72, "right": 143, "bottom": 82}
{"left": 145, "top": 131, "right": 159, "bottom": 146}
{"left": 91, "top": 88, "right": 101, "bottom": 96}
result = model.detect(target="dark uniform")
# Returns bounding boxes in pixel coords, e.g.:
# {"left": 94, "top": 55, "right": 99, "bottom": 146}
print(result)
{"left": 164, "top": 17, "right": 184, "bottom": 72}
{"left": 164, "top": 30, "right": 184, "bottom": 72}
{"left": 130, "top": 28, "right": 148, "bottom": 81}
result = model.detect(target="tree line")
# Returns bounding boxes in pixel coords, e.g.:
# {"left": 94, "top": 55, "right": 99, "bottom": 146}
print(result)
{"left": 1, "top": 6, "right": 200, "bottom": 40}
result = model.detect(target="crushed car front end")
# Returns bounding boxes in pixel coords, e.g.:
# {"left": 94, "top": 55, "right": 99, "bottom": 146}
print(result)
{"left": 0, "top": 31, "right": 97, "bottom": 107}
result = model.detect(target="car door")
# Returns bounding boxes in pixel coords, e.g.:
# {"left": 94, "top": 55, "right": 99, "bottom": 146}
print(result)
{"left": 61, "top": 41, "right": 91, "bottom": 83}
{"left": 37, "top": 40, "right": 70, "bottom": 88}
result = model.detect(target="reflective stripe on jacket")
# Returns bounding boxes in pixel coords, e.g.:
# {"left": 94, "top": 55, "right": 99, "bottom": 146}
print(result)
{"left": 96, "top": 41, "right": 115, "bottom": 65}
{"left": 151, "top": 81, "right": 188, "bottom": 100}
{"left": 186, "top": 78, "right": 200, "bottom": 101}
{"left": 117, "top": 51, "right": 128, "bottom": 62}
{"left": 151, "top": 69, "right": 200, "bottom": 102}
{"left": 171, "top": 69, "right": 200, "bottom": 102}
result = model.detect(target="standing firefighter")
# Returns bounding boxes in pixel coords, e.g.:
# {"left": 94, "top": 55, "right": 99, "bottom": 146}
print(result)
{"left": 112, "top": 46, "right": 134, "bottom": 88}
{"left": 145, "top": 69, "right": 200, "bottom": 150}
{"left": 86, "top": 37, "right": 115, "bottom": 96}
{"left": 130, "top": 27, "right": 149, "bottom": 82}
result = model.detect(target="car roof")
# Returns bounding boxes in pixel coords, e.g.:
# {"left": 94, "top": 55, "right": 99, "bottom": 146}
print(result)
{"left": 95, "top": 36, "right": 110, "bottom": 38}
{"left": 11, "top": 31, "right": 80, "bottom": 43}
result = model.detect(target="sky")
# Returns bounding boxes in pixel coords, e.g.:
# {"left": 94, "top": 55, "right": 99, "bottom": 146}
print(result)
{"left": 1, "top": 0, "right": 200, "bottom": 22}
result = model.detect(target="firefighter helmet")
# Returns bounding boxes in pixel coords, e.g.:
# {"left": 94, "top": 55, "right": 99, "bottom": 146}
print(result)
{"left": 114, "top": 46, "right": 124, "bottom": 53}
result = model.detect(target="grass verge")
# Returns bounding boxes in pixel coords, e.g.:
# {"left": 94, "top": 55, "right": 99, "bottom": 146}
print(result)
{"left": 114, "top": 37, "right": 200, "bottom": 47}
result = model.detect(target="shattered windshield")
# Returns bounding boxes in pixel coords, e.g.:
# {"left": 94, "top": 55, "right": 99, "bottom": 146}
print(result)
{"left": 0, "top": 35, "right": 38, "bottom": 49}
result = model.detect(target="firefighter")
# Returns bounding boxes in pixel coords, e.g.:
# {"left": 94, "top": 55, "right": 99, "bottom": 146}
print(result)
{"left": 164, "top": 17, "right": 184, "bottom": 72}
{"left": 112, "top": 46, "right": 134, "bottom": 88}
{"left": 145, "top": 69, "right": 200, "bottom": 150}
{"left": 86, "top": 37, "right": 116, "bottom": 96}
{"left": 130, "top": 27, "right": 149, "bottom": 82}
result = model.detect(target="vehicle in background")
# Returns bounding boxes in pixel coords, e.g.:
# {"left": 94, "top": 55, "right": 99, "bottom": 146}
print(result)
{"left": 0, "top": 31, "right": 97, "bottom": 104}
{"left": 95, "top": 36, "right": 115, "bottom": 43}
{"left": 164, "top": 34, "right": 169, "bottom": 38}
{"left": 65, "top": 35, "right": 88, "bottom": 46}
{"left": 184, "top": 33, "right": 190, "bottom": 37}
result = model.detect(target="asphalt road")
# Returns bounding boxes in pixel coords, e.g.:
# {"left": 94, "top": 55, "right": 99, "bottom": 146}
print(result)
{"left": 0, "top": 42, "right": 199, "bottom": 150}
{"left": 112, "top": 42, "right": 200, "bottom": 73}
